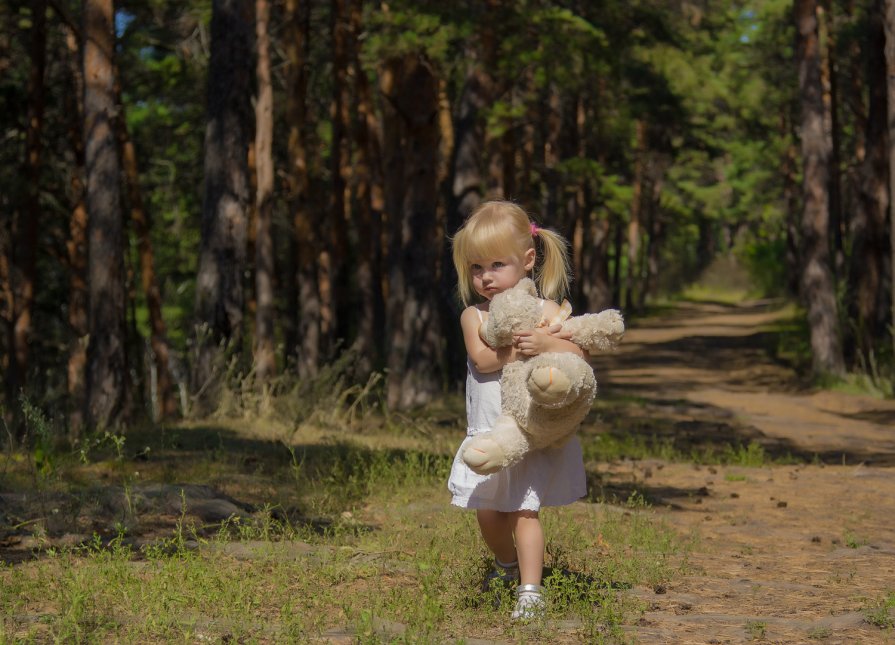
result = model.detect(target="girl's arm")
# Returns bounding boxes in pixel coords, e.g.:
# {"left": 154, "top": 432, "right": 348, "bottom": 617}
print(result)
{"left": 461, "top": 306, "right": 518, "bottom": 373}
{"left": 513, "top": 300, "right": 588, "bottom": 358}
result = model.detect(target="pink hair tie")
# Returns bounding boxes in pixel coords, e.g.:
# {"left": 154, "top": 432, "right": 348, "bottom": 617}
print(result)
{"left": 530, "top": 223, "right": 539, "bottom": 237}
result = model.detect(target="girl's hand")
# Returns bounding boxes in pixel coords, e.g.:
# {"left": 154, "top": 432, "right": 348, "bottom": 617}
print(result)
{"left": 513, "top": 328, "right": 561, "bottom": 356}
{"left": 545, "top": 323, "right": 572, "bottom": 340}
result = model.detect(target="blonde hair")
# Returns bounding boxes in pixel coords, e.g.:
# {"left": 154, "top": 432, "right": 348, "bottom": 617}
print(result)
{"left": 451, "top": 201, "right": 571, "bottom": 306}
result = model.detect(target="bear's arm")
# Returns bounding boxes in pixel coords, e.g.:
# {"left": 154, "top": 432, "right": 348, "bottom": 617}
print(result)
{"left": 461, "top": 306, "right": 518, "bottom": 373}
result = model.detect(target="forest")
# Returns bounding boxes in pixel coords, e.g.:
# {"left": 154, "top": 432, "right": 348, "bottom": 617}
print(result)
{"left": 2, "top": 0, "right": 894, "bottom": 431}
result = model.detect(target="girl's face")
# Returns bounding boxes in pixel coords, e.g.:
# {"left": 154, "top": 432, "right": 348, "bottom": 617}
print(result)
{"left": 470, "top": 248, "right": 535, "bottom": 301}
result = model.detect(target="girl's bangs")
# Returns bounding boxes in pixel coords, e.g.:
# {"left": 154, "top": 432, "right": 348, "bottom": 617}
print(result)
{"left": 461, "top": 219, "right": 525, "bottom": 262}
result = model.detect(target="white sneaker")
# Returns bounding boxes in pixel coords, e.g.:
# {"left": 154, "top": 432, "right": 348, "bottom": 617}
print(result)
{"left": 511, "top": 584, "right": 546, "bottom": 620}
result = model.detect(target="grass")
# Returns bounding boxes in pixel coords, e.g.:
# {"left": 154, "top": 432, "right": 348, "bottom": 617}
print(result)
{"left": 863, "top": 591, "right": 895, "bottom": 629}
{"left": 745, "top": 619, "right": 767, "bottom": 640}
{"left": 0, "top": 407, "right": 690, "bottom": 643}
{"left": 581, "top": 418, "right": 791, "bottom": 468}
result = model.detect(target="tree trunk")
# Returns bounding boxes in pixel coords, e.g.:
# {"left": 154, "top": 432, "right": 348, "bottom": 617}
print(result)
{"left": 5, "top": 0, "right": 46, "bottom": 435}
{"left": 581, "top": 211, "right": 612, "bottom": 312}
{"left": 84, "top": 0, "right": 129, "bottom": 428}
{"left": 543, "top": 84, "right": 561, "bottom": 223}
{"left": 781, "top": 113, "right": 802, "bottom": 298}
{"left": 253, "top": 0, "right": 276, "bottom": 383}
{"left": 611, "top": 213, "right": 623, "bottom": 307}
{"left": 849, "top": 4, "right": 889, "bottom": 357}
{"left": 284, "top": 0, "right": 319, "bottom": 379}
{"left": 450, "top": 61, "right": 487, "bottom": 226}
{"left": 350, "top": 0, "right": 385, "bottom": 374}
{"left": 382, "top": 54, "right": 444, "bottom": 409}
{"left": 796, "top": 0, "right": 845, "bottom": 376}
{"left": 324, "top": 0, "right": 350, "bottom": 347}
{"left": 625, "top": 119, "right": 646, "bottom": 312}
{"left": 884, "top": 0, "right": 895, "bottom": 359}
{"left": 0, "top": 219, "right": 10, "bottom": 432}
{"left": 518, "top": 68, "right": 537, "bottom": 208}
{"left": 639, "top": 172, "right": 666, "bottom": 309}
{"left": 112, "top": 69, "right": 177, "bottom": 420}
{"left": 444, "top": 48, "right": 491, "bottom": 386}
{"left": 193, "top": 0, "right": 252, "bottom": 408}
{"left": 62, "top": 25, "right": 88, "bottom": 438}
{"left": 581, "top": 96, "right": 612, "bottom": 312}
{"left": 820, "top": 4, "right": 845, "bottom": 271}
{"left": 567, "top": 95, "right": 583, "bottom": 291}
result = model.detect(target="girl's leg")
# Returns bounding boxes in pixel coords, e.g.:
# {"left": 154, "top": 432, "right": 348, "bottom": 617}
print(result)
{"left": 476, "top": 509, "right": 517, "bottom": 564}
{"left": 511, "top": 510, "right": 544, "bottom": 586}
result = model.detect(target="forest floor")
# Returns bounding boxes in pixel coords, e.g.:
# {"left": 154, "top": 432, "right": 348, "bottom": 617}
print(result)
{"left": 2, "top": 297, "right": 895, "bottom": 643}
{"left": 590, "top": 298, "right": 895, "bottom": 644}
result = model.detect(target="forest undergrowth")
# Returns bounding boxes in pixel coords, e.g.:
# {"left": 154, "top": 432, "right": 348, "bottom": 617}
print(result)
{"left": 0, "top": 391, "right": 696, "bottom": 643}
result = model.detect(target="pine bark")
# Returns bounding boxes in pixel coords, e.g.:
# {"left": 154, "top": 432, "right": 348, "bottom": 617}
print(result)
{"left": 849, "top": 4, "right": 889, "bottom": 355}
{"left": 284, "top": 0, "right": 319, "bottom": 379}
{"left": 253, "top": 0, "right": 276, "bottom": 383}
{"left": 350, "top": 0, "right": 385, "bottom": 373}
{"left": 796, "top": 0, "right": 845, "bottom": 376}
{"left": 884, "top": 0, "right": 895, "bottom": 358}
{"left": 625, "top": 120, "right": 647, "bottom": 312}
{"left": 781, "top": 114, "right": 802, "bottom": 298}
{"left": 193, "top": 0, "right": 252, "bottom": 407}
{"left": 444, "top": 42, "right": 491, "bottom": 385}
{"left": 381, "top": 54, "right": 444, "bottom": 409}
{"left": 62, "top": 25, "right": 88, "bottom": 437}
{"left": 640, "top": 171, "right": 666, "bottom": 309}
{"left": 820, "top": 4, "right": 844, "bottom": 269}
{"left": 324, "top": 0, "right": 351, "bottom": 346}
{"left": 580, "top": 95, "right": 612, "bottom": 312}
{"left": 543, "top": 85, "right": 561, "bottom": 222}
{"left": 5, "top": 0, "right": 46, "bottom": 434}
{"left": 84, "top": 0, "right": 129, "bottom": 427}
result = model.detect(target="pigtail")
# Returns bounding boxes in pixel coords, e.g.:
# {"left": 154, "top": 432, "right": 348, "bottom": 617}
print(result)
{"left": 533, "top": 226, "right": 571, "bottom": 302}
{"left": 452, "top": 228, "right": 475, "bottom": 306}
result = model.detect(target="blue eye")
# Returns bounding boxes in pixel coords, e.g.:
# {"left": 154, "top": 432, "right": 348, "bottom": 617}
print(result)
{"left": 493, "top": 262, "right": 505, "bottom": 268}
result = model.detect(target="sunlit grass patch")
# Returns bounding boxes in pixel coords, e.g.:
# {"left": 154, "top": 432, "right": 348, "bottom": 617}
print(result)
{"left": 1, "top": 377, "right": 693, "bottom": 642}
{"left": 0, "top": 466, "right": 691, "bottom": 642}
{"left": 679, "top": 284, "right": 754, "bottom": 305}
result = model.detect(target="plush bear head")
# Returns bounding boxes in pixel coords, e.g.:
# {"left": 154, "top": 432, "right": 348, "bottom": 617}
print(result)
{"left": 477, "top": 277, "right": 542, "bottom": 348}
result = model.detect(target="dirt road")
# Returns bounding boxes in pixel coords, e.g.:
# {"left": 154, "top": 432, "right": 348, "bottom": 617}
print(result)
{"left": 592, "top": 300, "right": 895, "bottom": 644}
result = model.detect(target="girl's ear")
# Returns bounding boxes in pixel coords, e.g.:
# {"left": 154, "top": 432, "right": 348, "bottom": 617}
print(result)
{"left": 523, "top": 247, "right": 536, "bottom": 272}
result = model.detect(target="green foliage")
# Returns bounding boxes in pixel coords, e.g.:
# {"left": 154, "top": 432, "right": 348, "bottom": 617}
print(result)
{"left": 20, "top": 396, "right": 56, "bottom": 477}
{"left": 362, "top": 2, "right": 461, "bottom": 68}
{"left": 735, "top": 237, "right": 790, "bottom": 298}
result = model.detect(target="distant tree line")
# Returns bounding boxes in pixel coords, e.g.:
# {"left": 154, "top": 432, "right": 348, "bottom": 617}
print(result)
{"left": 1, "top": 0, "right": 894, "bottom": 436}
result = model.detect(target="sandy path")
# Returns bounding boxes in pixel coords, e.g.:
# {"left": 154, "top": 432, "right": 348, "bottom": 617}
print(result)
{"left": 592, "top": 300, "right": 895, "bottom": 644}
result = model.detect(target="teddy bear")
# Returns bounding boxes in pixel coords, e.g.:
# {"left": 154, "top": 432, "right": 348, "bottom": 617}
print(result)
{"left": 462, "top": 278, "right": 624, "bottom": 475}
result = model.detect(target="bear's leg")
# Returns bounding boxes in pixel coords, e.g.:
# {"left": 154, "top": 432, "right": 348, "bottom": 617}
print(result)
{"left": 527, "top": 363, "right": 573, "bottom": 405}
{"left": 462, "top": 415, "right": 531, "bottom": 475}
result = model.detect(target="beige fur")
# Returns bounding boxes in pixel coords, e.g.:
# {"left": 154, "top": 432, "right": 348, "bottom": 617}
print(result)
{"left": 463, "top": 278, "right": 624, "bottom": 475}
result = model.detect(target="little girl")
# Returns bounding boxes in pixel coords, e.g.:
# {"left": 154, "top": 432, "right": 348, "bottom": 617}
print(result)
{"left": 447, "top": 201, "right": 588, "bottom": 620}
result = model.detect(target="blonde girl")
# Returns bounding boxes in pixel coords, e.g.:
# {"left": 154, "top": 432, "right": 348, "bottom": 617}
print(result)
{"left": 448, "top": 201, "right": 588, "bottom": 620}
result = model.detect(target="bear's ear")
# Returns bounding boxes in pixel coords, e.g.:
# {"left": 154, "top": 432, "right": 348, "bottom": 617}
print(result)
{"left": 516, "top": 277, "right": 537, "bottom": 296}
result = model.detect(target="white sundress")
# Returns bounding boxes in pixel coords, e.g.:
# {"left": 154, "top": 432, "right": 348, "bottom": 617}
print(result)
{"left": 447, "top": 306, "right": 587, "bottom": 512}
